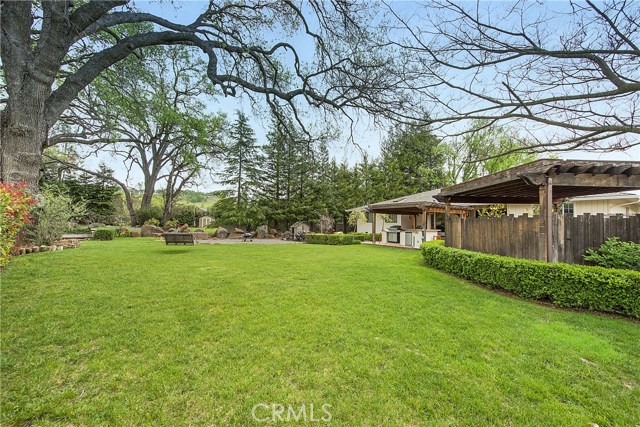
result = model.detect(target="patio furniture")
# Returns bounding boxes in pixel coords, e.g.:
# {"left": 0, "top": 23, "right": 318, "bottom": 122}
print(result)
{"left": 164, "top": 233, "right": 195, "bottom": 245}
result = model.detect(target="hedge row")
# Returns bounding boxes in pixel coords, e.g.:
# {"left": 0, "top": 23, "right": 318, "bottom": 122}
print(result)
{"left": 420, "top": 241, "right": 640, "bottom": 318}
{"left": 305, "top": 233, "right": 362, "bottom": 245}
{"left": 346, "top": 232, "right": 381, "bottom": 242}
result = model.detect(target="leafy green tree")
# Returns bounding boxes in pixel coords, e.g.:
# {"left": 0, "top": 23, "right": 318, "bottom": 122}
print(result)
{"left": 53, "top": 46, "right": 224, "bottom": 225}
{"left": 443, "top": 121, "right": 538, "bottom": 185}
{"left": 380, "top": 124, "right": 446, "bottom": 195}
{"left": 41, "top": 149, "right": 119, "bottom": 224}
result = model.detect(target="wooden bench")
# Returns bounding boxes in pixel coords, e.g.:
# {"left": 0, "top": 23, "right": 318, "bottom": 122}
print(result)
{"left": 163, "top": 233, "right": 195, "bottom": 246}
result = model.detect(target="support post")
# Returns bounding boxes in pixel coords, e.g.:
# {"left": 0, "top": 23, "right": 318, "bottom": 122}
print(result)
{"left": 422, "top": 209, "right": 428, "bottom": 239}
{"left": 546, "top": 177, "right": 553, "bottom": 262}
{"left": 445, "top": 198, "right": 451, "bottom": 220}
{"left": 538, "top": 177, "right": 554, "bottom": 262}
{"left": 371, "top": 210, "right": 377, "bottom": 245}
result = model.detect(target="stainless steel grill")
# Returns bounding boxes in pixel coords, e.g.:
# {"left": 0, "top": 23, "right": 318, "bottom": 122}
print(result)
{"left": 386, "top": 225, "right": 402, "bottom": 243}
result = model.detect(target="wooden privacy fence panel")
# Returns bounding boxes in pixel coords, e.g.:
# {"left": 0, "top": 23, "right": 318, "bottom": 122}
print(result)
{"left": 446, "top": 214, "right": 640, "bottom": 264}
{"left": 446, "top": 214, "right": 542, "bottom": 260}
{"left": 559, "top": 214, "right": 640, "bottom": 264}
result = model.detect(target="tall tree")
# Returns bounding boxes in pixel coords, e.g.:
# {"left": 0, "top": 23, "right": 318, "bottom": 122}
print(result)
{"left": 380, "top": 124, "right": 446, "bottom": 195}
{"left": 52, "top": 46, "right": 225, "bottom": 224}
{"left": 214, "top": 111, "right": 262, "bottom": 228}
{"left": 0, "top": 1, "right": 410, "bottom": 190}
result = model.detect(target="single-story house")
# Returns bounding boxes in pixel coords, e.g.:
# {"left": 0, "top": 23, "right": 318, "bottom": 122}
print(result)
{"left": 347, "top": 190, "right": 475, "bottom": 248}
{"left": 506, "top": 191, "right": 640, "bottom": 217}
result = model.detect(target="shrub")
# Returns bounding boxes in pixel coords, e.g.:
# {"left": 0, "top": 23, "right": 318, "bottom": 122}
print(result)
{"left": 584, "top": 237, "right": 640, "bottom": 271}
{"left": 115, "top": 227, "right": 130, "bottom": 237}
{"left": 305, "top": 233, "right": 361, "bottom": 245}
{"left": 135, "top": 207, "right": 163, "bottom": 226}
{"left": 346, "top": 232, "right": 381, "bottom": 242}
{"left": 93, "top": 229, "right": 115, "bottom": 241}
{"left": 169, "top": 205, "right": 200, "bottom": 227}
{"left": 164, "top": 219, "right": 180, "bottom": 228}
{"left": 144, "top": 218, "right": 160, "bottom": 226}
{"left": 29, "top": 187, "right": 86, "bottom": 246}
{"left": 420, "top": 242, "right": 640, "bottom": 318}
{"left": 0, "top": 183, "right": 37, "bottom": 267}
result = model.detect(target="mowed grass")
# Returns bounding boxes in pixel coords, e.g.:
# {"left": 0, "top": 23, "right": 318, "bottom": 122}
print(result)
{"left": 1, "top": 239, "right": 639, "bottom": 426}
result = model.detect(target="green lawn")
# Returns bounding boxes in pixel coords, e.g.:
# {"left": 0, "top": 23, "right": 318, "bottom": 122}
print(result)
{"left": 2, "top": 239, "right": 639, "bottom": 426}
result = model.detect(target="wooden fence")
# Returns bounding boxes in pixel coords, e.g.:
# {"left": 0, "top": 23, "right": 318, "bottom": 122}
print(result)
{"left": 445, "top": 213, "right": 640, "bottom": 264}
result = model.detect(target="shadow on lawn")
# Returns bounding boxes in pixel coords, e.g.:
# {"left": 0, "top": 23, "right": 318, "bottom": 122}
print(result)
{"left": 155, "top": 248, "right": 193, "bottom": 255}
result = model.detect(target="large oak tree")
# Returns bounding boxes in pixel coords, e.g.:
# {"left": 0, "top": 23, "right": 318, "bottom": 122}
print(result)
{"left": 0, "top": 0, "right": 405, "bottom": 190}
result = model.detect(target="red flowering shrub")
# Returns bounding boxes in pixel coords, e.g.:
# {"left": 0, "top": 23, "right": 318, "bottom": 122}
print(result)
{"left": 1, "top": 183, "right": 37, "bottom": 268}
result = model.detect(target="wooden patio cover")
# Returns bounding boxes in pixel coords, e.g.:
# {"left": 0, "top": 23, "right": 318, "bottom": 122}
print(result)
{"left": 434, "top": 159, "right": 640, "bottom": 261}
{"left": 435, "top": 159, "right": 640, "bottom": 205}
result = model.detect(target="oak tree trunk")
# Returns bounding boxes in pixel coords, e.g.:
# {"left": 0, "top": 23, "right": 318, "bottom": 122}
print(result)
{"left": 0, "top": 83, "right": 49, "bottom": 191}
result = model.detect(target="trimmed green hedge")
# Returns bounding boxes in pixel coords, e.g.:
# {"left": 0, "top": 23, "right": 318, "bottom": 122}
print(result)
{"left": 93, "top": 229, "right": 115, "bottom": 241}
{"left": 421, "top": 241, "right": 640, "bottom": 318}
{"left": 305, "top": 233, "right": 361, "bottom": 245}
{"left": 347, "top": 232, "right": 381, "bottom": 242}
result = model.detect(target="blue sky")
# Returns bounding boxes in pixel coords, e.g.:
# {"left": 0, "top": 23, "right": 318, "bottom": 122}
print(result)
{"left": 89, "top": 1, "right": 639, "bottom": 191}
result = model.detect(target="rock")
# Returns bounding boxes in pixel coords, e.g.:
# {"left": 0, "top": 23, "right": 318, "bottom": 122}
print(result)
{"left": 216, "top": 227, "right": 229, "bottom": 238}
{"left": 19, "top": 248, "right": 26, "bottom": 255}
{"left": 269, "top": 228, "right": 278, "bottom": 236}
{"left": 40, "top": 245, "right": 48, "bottom": 252}
{"left": 32, "top": 246, "right": 40, "bottom": 253}
{"left": 178, "top": 223, "right": 189, "bottom": 232}
{"left": 191, "top": 232, "right": 211, "bottom": 240}
{"left": 130, "top": 231, "right": 141, "bottom": 238}
{"left": 256, "top": 225, "right": 268, "bottom": 239}
{"left": 234, "top": 227, "right": 245, "bottom": 234}
{"left": 141, "top": 224, "right": 165, "bottom": 237}
{"left": 54, "top": 239, "right": 82, "bottom": 249}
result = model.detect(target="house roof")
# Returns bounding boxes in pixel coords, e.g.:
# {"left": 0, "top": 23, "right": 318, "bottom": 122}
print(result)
{"left": 436, "top": 159, "right": 640, "bottom": 204}
{"left": 348, "top": 190, "right": 476, "bottom": 215}
{"left": 567, "top": 191, "right": 640, "bottom": 201}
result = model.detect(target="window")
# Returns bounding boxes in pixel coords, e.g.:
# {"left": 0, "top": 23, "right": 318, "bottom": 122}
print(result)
{"left": 561, "top": 203, "right": 574, "bottom": 215}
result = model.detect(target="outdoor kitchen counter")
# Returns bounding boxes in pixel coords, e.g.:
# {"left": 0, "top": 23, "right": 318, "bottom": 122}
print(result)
{"left": 382, "top": 228, "right": 440, "bottom": 248}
